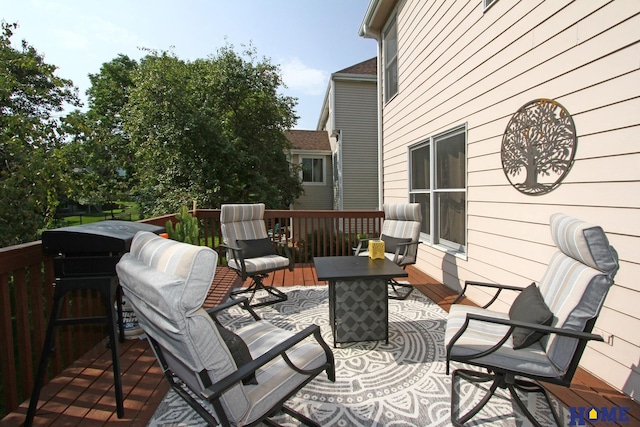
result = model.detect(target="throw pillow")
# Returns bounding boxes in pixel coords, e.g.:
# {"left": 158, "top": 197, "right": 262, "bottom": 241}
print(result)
{"left": 214, "top": 322, "right": 258, "bottom": 385}
{"left": 237, "top": 238, "right": 275, "bottom": 259}
{"left": 509, "top": 283, "right": 554, "bottom": 349}
{"left": 380, "top": 234, "right": 412, "bottom": 254}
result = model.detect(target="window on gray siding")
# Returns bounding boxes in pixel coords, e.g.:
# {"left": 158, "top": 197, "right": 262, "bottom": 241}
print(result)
{"left": 301, "top": 157, "right": 325, "bottom": 184}
{"left": 409, "top": 125, "right": 466, "bottom": 253}
{"left": 383, "top": 16, "right": 398, "bottom": 101}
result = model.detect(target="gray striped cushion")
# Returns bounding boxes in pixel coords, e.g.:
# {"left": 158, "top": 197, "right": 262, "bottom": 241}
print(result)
{"left": 381, "top": 203, "right": 422, "bottom": 241}
{"left": 117, "top": 233, "right": 252, "bottom": 423}
{"left": 366, "top": 203, "right": 422, "bottom": 263}
{"left": 228, "top": 254, "right": 290, "bottom": 274}
{"left": 221, "top": 204, "right": 269, "bottom": 257}
{"left": 128, "top": 231, "right": 216, "bottom": 312}
{"left": 221, "top": 203, "right": 290, "bottom": 272}
{"left": 445, "top": 305, "right": 562, "bottom": 378}
{"left": 237, "top": 321, "right": 329, "bottom": 425}
{"left": 540, "top": 214, "right": 619, "bottom": 371}
{"left": 446, "top": 214, "right": 618, "bottom": 378}
{"left": 549, "top": 213, "right": 618, "bottom": 275}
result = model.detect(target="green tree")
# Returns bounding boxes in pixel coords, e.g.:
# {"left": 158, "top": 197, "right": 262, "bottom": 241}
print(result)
{"left": 61, "top": 55, "right": 138, "bottom": 214}
{"left": 123, "top": 45, "right": 303, "bottom": 217}
{"left": 0, "top": 22, "right": 79, "bottom": 246}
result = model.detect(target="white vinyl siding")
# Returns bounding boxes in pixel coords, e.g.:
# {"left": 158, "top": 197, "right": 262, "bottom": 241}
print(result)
{"left": 375, "top": 0, "right": 640, "bottom": 398}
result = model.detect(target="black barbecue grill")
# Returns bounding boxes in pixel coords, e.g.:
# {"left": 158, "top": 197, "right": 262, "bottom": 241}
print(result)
{"left": 26, "top": 220, "right": 164, "bottom": 426}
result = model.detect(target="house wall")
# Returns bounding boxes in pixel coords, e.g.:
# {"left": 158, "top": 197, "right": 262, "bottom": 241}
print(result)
{"left": 290, "top": 153, "right": 334, "bottom": 210}
{"left": 379, "top": 0, "right": 640, "bottom": 399}
{"left": 334, "top": 79, "right": 379, "bottom": 210}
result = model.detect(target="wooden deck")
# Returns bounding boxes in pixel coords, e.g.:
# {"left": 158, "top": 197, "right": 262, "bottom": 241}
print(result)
{"left": 3, "top": 264, "right": 639, "bottom": 426}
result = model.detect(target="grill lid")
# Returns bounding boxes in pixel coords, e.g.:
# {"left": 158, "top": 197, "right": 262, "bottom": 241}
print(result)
{"left": 42, "top": 220, "right": 165, "bottom": 256}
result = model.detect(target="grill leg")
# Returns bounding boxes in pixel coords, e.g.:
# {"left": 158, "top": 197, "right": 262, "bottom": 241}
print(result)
{"left": 25, "top": 277, "right": 125, "bottom": 426}
{"left": 25, "top": 285, "right": 66, "bottom": 427}
{"left": 104, "top": 278, "right": 125, "bottom": 417}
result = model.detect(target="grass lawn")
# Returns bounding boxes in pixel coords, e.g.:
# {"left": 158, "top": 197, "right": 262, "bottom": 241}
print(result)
{"left": 55, "top": 201, "right": 141, "bottom": 227}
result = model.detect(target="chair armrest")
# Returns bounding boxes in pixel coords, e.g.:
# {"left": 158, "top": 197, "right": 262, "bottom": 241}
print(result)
{"left": 446, "top": 312, "right": 604, "bottom": 373}
{"left": 274, "top": 241, "right": 294, "bottom": 271}
{"left": 218, "top": 243, "right": 248, "bottom": 277}
{"left": 392, "top": 240, "right": 421, "bottom": 264}
{"left": 465, "top": 313, "right": 604, "bottom": 341}
{"left": 201, "top": 324, "right": 334, "bottom": 401}
{"left": 453, "top": 280, "right": 526, "bottom": 308}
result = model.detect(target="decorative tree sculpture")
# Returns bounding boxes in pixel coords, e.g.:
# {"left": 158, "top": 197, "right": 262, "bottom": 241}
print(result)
{"left": 501, "top": 99, "right": 577, "bottom": 195}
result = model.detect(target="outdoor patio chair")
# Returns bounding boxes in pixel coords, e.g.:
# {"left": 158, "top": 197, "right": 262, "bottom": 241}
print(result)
{"left": 220, "top": 203, "right": 294, "bottom": 307}
{"left": 445, "top": 213, "right": 619, "bottom": 427}
{"left": 355, "top": 203, "right": 422, "bottom": 299}
{"left": 116, "top": 231, "right": 335, "bottom": 427}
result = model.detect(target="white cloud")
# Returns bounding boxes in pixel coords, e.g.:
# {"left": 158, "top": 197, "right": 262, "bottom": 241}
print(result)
{"left": 52, "top": 28, "right": 90, "bottom": 50}
{"left": 280, "top": 58, "right": 328, "bottom": 96}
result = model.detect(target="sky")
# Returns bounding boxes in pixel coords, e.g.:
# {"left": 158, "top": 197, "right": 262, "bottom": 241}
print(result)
{"left": 1, "top": 0, "right": 377, "bottom": 130}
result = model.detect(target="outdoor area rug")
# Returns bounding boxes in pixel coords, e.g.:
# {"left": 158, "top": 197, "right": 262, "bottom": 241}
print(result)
{"left": 147, "top": 286, "right": 570, "bottom": 426}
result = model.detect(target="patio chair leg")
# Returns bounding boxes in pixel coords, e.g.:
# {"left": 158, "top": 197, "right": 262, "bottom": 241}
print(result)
{"left": 510, "top": 378, "right": 564, "bottom": 427}
{"left": 451, "top": 368, "right": 501, "bottom": 426}
{"left": 230, "top": 274, "right": 288, "bottom": 308}
{"left": 388, "top": 279, "right": 414, "bottom": 300}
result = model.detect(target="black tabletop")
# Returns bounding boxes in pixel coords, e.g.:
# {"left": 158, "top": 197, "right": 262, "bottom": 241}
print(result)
{"left": 314, "top": 256, "right": 409, "bottom": 281}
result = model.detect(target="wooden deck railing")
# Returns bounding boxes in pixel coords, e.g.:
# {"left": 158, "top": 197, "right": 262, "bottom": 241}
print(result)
{"left": 0, "top": 209, "right": 383, "bottom": 419}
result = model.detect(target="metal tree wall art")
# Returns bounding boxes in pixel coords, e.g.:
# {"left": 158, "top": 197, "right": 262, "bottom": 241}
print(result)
{"left": 501, "top": 98, "right": 577, "bottom": 195}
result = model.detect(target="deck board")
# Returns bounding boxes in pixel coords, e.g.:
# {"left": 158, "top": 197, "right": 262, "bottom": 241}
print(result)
{"left": 3, "top": 263, "right": 638, "bottom": 426}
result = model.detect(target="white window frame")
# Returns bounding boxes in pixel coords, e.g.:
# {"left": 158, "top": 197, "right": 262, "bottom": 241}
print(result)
{"left": 383, "top": 14, "right": 398, "bottom": 102}
{"left": 408, "top": 124, "right": 467, "bottom": 256}
{"left": 300, "top": 156, "right": 326, "bottom": 186}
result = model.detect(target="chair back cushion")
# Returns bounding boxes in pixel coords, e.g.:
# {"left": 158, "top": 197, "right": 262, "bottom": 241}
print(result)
{"left": 116, "top": 232, "right": 251, "bottom": 423}
{"left": 539, "top": 213, "right": 619, "bottom": 371}
{"left": 220, "top": 204, "right": 269, "bottom": 256}
{"left": 381, "top": 203, "right": 422, "bottom": 261}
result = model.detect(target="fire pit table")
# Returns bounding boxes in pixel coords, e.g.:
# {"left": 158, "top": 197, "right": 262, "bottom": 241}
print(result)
{"left": 314, "top": 256, "right": 408, "bottom": 346}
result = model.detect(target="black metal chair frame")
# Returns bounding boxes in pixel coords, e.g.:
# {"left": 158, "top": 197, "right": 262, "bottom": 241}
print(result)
{"left": 220, "top": 241, "right": 293, "bottom": 308}
{"left": 149, "top": 297, "right": 335, "bottom": 427}
{"left": 446, "top": 281, "right": 605, "bottom": 427}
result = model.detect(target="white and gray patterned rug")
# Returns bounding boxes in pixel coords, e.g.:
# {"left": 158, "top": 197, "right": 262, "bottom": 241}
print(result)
{"left": 147, "top": 286, "right": 569, "bottom": 426}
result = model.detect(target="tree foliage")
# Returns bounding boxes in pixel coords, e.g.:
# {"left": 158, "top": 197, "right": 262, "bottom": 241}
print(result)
{"left": 61, "top": 55, "right": 137, "bottom": 211}
{"left": 123, "top": 45, "right": 303, "bottom": 217}
{"left": 0, "top": 22, "right": 79, "bottom": 246}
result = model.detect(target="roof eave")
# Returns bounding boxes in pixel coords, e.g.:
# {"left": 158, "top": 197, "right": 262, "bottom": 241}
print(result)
{"left": 359, "top": 0, "right": 397, "bottom": 38}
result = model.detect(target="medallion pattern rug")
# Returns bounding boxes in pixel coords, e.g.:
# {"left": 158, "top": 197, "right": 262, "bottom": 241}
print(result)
{"left": 147, "top": 286, "right": 569, "bottom": 426}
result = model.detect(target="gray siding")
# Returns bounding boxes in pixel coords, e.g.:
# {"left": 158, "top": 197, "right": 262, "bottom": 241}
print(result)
{"left": 334, "top": 79, "right": 379, "bottom": 210}
{"left": 291, "top": 153, "right": 334, "bottom": 210}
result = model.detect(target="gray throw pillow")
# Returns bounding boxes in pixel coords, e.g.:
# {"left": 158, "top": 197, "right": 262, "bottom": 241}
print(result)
{"left": 237, "top": 238, "right": 275, "bottom": 259}
{"left": 509, "top": 283, "right": 554, "bottom": 349}
{"left": 214, "top": 323, "right": 258, "bottom": 385}
{"left": 380, "top": 234, "right": 412, "bottom": 254}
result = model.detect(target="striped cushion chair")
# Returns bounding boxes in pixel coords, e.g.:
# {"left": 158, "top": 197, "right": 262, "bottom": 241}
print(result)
{"left": 116, "top": 231, "right": 335, "bottom": 427}
{"left": 220, "top": 203, "right": 293, "bottom": 307}
{"left": 355, "top": 203, "right": 422, "bottom": 299}
{"left": 444, "top": 213, "right": 619, "bottom": 427}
